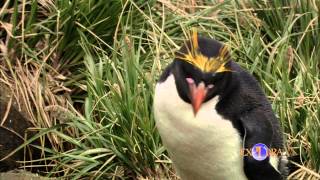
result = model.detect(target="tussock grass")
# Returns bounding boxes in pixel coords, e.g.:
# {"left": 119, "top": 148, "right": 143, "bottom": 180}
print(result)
{"left": 0, "top": 0, "right": 319, "bottom": 179}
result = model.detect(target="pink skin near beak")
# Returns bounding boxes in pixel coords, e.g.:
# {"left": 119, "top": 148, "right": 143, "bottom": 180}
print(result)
{"left": 186, "top": 78, "right": 213, "bottom": 116}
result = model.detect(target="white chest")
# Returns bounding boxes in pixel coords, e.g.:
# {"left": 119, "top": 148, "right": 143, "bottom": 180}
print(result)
{"left": 154, "top": 75, "right": 248, "bottom": 180}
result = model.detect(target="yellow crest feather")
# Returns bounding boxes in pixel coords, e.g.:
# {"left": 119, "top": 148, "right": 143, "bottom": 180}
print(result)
{"left": 176, "top": 29, "right": 231, "bottom": 73}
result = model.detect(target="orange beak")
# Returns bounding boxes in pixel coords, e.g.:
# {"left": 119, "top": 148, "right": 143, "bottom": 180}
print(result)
{"left": 186, "top": 78, "right": 210, "bottom": 116}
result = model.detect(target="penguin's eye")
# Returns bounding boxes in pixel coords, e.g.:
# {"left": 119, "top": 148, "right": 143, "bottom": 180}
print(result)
{"left": 186, "top": 77, "right": 194, "bottom": 84}
{"left": 207, "top": 84, "right": 214, "bottom": 89}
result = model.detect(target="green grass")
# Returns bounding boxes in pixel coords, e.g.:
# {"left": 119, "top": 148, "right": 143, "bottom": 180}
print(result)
{"left": 0, "top": 0, "right": 319, "bottom": 179}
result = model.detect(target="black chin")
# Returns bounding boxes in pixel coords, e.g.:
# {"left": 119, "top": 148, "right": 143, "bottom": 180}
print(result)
{"left": 172, "top": 61, "right": 192, "bottom": 103}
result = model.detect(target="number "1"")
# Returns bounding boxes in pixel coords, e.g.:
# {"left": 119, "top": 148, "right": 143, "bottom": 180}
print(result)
{"left": 255, "top": 146, "right": 262, "bottom": 157}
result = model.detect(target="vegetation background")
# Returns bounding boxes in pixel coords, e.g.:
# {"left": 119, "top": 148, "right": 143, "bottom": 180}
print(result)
{"left": 0, "top": 0, "right": 319, "bottom": 179}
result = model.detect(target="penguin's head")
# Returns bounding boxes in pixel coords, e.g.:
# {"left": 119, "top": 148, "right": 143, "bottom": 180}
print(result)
{"left": 171, "top": 31, "right": 233, "bottom": 115}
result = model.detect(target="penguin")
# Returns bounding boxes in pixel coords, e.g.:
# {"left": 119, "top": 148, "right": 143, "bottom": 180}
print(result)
{"left": 153, "top": 30, "right": 288, "bottom": 180}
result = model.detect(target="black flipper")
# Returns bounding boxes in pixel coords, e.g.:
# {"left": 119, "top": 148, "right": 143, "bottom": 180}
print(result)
{"left": 240, "top": 108, "right": 283, "bottom": 180}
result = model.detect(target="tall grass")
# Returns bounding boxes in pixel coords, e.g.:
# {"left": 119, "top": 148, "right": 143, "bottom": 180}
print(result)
{"left": 0, "top": 0, "right": 319, "bottom": 179}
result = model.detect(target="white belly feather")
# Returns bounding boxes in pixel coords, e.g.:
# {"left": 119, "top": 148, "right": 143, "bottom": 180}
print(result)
{"left": 154, "top": 75, "right": 248, "bottom": 180}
